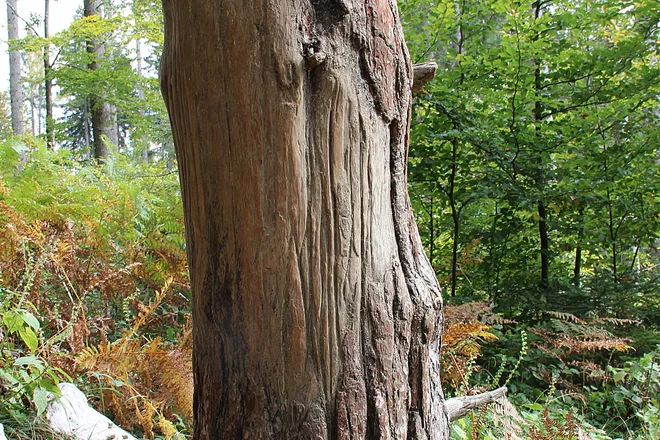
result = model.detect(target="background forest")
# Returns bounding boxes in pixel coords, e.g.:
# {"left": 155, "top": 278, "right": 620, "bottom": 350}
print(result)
{"left": 0, "top": 0, "right": 658, "bottom": 439}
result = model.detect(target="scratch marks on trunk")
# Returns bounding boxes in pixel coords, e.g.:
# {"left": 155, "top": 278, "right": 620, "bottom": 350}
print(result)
{"left": 163, "top": 0, "right": 449, "bottom": 437}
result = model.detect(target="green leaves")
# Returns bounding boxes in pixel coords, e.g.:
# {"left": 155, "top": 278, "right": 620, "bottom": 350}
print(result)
{"left": 1, "top": 286, "right": 66, "bottom": 423}
{"left": 18, "top": 326, "right": 39, "bottom": 353}
{"left": 403, "top": 0, "right": 660, "bottom": 315}
{"left": 20, "top": 311, "right": 40, "bottom": 331}
{"left": 2, "top": 310, "right": 40, "bottom": 353}
{"left": 32, "top": 386, "right": 50, "bottom": 416}
{"left": 10, "top": 0, "right": 171, "bottom": 162}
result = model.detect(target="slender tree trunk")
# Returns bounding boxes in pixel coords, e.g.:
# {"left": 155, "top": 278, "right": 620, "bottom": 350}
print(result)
{"left": 160, "top": 0, "right": 449, "bottom": 438}
{"left": 136, "top": 37, "right": 148, "bottom": 164}
{"left": 30, "top": 97, "right": 37, "bottom": 135}
{"left": 6, "top": 0, "right": 25, "bottom": 137}
{"left": 44, "top": 0, "right": 54, "bottom": 149}
{"left": 449, "top": 138, "right": 460, "bottom": 297}
{"left": 37, "top": 96, "right": 43, "bottom": 134}
{"left": 84, "top": 0, "right": 113, "bottom": 161}
{"left": 573, "top": 209, "right": 583, "bottom": 287}
{"left": 487, "top": 202, "right": 498, "bottom": 302}
{"left": 83, "top": 99, "right": 91, "bottom": 159}
{"left": 533, "top": 1, "right": 549, "bottom": 291}
{"left": 448, "top": 2, "right": 465, "bottom": 298}
{"left": 537, "top": 200, "right": 549, "bottom": 288}
{"left": 606, "top": 185, "right": 619, "bottom": 283}
{"left": 429, "top": 194, "right": 434, "bottom": 267}
{"left": 35, "top": 79, "right": 43, "bottom": 135}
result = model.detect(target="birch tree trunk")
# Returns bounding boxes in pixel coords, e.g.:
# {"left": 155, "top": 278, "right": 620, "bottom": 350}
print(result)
{"left": 160, "top": 1, "right": 449, "bottom": 438}
{"left": 6, "top": 0, "right": 24, "bottom": 137}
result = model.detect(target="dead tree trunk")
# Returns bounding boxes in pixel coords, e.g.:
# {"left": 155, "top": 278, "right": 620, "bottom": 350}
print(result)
{"left": 161, "top": 1, "right": 450, "bottom": 438}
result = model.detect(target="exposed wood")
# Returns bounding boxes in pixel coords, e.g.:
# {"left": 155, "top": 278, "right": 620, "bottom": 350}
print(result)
{"left": 160, "top": 0, "right": 449, "bottom": 438}
{"left": 412, "top": 62, "right": 438, "bottom": 93}
{"left": 445, "top": 387, "right": 508, "bottom": 422}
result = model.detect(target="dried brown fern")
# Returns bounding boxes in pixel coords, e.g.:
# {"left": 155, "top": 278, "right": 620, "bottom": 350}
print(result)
{"left": 491, "top": 396, "right": 523, "bottom": 440}
{"left": 441, "top": 302, "right": 503, "bottom": 390}
{"left": 76, "top": 278, "right": 192, "bottom": 437}
{"left": 528, "top": 408, "right": 580, "bottom": 440}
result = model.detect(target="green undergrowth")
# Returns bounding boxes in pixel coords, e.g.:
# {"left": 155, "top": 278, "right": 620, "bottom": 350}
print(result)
{"left": 0, "top": 136, "right": 191, "bottom": 438}
{"left": 1, "top": 137, "right": 659, "bottom": 439}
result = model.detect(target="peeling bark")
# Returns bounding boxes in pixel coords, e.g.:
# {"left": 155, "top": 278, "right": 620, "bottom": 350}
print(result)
{"left": 160, "top": 1, "right": 449, "bottom": 438}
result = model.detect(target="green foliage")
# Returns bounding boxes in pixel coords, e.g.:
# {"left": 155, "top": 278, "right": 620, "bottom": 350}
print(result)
{"left": 0, "top": 282, "right": 67, "bottom": 430}
{"left": 403, "top": 0, "right": 660, "bottom": 321}
{"left": 401, "top": 2, "right": 660, "bottom": 434}
{"left": 0, "top": 93, "right": 11, "bottom": 139}
{"left": 0, "top": 136, "right": 189, "bottom": 436}
{"left": 13, "top": 0, "right": 170, "bottom": 161}
{"left": 593, "top": 348, "right": 660, "bottom": 438}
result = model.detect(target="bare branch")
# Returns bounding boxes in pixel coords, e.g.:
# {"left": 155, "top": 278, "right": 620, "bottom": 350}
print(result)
{"left": 6, "top": 2, "right": 41, "bottom": 37}
{"left": 412, "top": 61, "right": 438, "bottom": 93}
{"left": 445, "top": 386, "right": 508, "bottom": 421}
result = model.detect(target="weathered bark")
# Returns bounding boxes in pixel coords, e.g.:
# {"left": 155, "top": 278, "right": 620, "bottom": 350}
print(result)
{"left": 160, "top": 0, "right": 449, "bottom": 438}
{"left": 84, "top": 0, "right": 114, "bottom": 161}
{"left": 6, "top": 0, "right": 24, "bottom": 137}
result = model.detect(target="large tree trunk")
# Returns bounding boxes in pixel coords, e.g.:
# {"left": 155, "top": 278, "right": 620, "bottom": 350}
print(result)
{"left": 84, "top": 0, "right": 114, "bottom": 161}
{"left": 160, "top": 1, "right": 449, "bottom": 438}
{"left": 6, "top": 0, "right": 25, "bottom": 137}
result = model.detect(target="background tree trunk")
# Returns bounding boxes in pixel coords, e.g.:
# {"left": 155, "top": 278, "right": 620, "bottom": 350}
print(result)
{"left": 6, "top": 0, "right": 25, "bottom": 137}
{"left": 161, "top": 0, "right": 449, "bottom": 438}
{"left": 84, "top": 0, "right": 113, "bottom": 161}
{"left": 44, "top": 0, "right": 54, "bottom": 149}
{"left": 136, "top": 36, "right": 148, "bottom": 164}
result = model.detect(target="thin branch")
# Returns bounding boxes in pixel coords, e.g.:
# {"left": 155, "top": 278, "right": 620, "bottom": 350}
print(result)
{"left": 446, "top": 387, "right": 508, "bottom": 421}
{"left": 6, "top": 2, "right": 41, "bottom": 37}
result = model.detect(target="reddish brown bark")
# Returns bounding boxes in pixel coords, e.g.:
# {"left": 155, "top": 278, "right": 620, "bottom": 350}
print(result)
{"left": 160, "top": 1, "right": 449, "bottom": 438}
